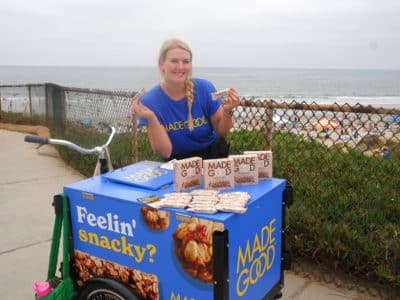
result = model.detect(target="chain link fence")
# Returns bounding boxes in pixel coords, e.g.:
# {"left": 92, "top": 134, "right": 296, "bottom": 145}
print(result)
{"left": 1, "top": 84, "right": 399, "bottom": 299}
{"left": 0, "top": 84, "right": 47, "bottom": 118}
{"left": 0, "top": 83, "right": 135, "bottom": 129}
{"left": 0, "top": 83, "right": 138, "bottom": 163}
{"left": 232, "top": 99, "right": 400, "bottom": 159}
{"left": 1, "top": 84, "right": 399, "bottom": 161}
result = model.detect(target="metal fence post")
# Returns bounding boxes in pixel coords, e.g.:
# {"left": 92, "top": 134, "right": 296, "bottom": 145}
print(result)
{"left": 46, "top": 83, "right": 65, "bottom": 136}
{"left": 28, "top": 85, "right": 33, "bottom": 120}
{"left": 265, "top": 101, "right": 274, "bottom": 150}
{"left": 45, "top": 84, "right": 49, "bottom": 123}
{"left": 131, "top": 114, "right": 138, "bottom": 162}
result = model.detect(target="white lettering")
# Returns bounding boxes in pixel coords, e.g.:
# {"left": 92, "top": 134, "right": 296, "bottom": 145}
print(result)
{"left": 75, "top": 206, "right": 136, "bottom": 237}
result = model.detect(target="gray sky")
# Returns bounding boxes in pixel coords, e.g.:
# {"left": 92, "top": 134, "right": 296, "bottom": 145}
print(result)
{"left": 1, "top": 0, "right": 399, "bottom": 69}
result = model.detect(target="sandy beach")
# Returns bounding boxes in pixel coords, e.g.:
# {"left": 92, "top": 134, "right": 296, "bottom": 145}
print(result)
{"left": 233, "top": 109, "right": 400, "bottom": 158}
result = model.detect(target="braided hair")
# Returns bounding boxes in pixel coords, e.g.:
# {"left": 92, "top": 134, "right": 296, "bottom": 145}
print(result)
{"left": 159, "top": 38, "right": 195, "bottom": 130}
{"left": 184, "top": 77, "right": 194, "bottom": 130}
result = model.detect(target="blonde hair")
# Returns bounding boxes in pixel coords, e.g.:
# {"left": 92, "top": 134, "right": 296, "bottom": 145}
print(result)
{"left": 158, "top": 38, "right": 195, "bottom": 130}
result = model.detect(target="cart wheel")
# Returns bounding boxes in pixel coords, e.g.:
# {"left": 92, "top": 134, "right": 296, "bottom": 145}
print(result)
{"left": 76, "top": 277, "right": 142, "bottom": 300}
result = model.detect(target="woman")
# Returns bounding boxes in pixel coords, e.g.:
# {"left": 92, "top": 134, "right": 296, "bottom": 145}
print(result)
{"left": 131, "top": 38, "right": 240, "bottom": 160}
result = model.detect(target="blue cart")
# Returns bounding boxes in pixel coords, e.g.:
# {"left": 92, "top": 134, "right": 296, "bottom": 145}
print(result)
{"left": 61, "top": 161, "right": 292, "bottom": 300}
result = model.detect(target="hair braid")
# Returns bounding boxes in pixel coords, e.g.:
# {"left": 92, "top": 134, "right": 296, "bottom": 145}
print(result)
{"left": 185, "top": 78, "right": 194, "bottom": 131}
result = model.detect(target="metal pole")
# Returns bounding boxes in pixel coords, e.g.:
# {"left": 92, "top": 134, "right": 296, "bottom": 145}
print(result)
{"left": 28, "top": 85, "right": 33, "bottom": 120}
{"left": 131, "top": 114, "right": 138, "bottom": 162}
{"left": 265, "top": 105, "right": 274, "bottom": 151}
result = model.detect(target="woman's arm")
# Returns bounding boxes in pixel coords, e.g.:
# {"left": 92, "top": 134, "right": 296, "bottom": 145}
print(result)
{"left": 211, "top": 107, "right": 233, "bottom": 137}
{"left": 145, "top": 114, "right": 172, "bottom": 159}
{"left": 211, "top": 88, "right": 240, "bottom": 136}
{"left": 131, "top": 99, "right": 172, "bottom": 159}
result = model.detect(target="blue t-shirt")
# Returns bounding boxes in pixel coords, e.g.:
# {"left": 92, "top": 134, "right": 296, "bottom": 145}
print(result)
{"left": 139, "top": 78, "right": 221, "bottom": 156}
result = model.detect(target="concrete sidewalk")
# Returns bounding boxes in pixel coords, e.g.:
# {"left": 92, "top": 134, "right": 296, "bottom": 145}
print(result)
{"left": 0, "top": 129, "right": 378, "bottom": 300}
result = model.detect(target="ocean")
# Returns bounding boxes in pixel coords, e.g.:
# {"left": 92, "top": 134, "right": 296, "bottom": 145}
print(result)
{"left": 0, "top": 66, "right": 399, "bottom": 108}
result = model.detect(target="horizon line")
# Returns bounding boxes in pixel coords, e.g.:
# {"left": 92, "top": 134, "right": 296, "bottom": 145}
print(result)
{"left": 0, "top": 64, "right": 399, "bottom": 72}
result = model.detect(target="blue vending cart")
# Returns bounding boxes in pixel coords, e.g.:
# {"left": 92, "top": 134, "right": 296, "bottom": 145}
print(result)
{"left": 63, "top": 161, "right": 292, "bottom": 300}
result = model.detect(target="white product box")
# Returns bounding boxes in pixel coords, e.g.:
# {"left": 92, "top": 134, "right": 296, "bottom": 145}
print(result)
{"left": 173, "top": 157, "right": 203, "bottom": 192}
{"left": 203, "top": 157, "right": 235, "bottom": 190}
{"left": 229, "top": 154, "right": 259, "bottom": 185}
{"left": 243, "top": 150, "right": 273, "bottom": 179}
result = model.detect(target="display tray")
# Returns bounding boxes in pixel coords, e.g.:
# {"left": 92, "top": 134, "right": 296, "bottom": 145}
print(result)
{"left": 102, "top": 160, "right": 173, "bottom": 190}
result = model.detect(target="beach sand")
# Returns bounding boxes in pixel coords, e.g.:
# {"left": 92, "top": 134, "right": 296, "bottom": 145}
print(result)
{"left": 233, "top": 111, "right": 400, "bottom": 158}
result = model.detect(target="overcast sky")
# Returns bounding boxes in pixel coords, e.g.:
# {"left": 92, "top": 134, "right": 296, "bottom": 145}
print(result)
{"left": 1, "top": 0, "right": 399, "bottom": 69}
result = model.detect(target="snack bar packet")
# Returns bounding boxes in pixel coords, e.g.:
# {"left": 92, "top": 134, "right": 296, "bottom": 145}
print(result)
{"left": 211, "top": 88, "right": 230, "bottom": 102}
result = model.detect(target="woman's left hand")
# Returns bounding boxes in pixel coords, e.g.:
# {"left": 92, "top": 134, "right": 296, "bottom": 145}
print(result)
{"left": 222, "top": 88, "right": 240, "bottom": 113}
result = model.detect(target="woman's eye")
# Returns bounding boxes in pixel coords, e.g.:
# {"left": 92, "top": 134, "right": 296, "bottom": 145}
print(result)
{"left": 169, "top": 59, "right": 191, "bottom": 64}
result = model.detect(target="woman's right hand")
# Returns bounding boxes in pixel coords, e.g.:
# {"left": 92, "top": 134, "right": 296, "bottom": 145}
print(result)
{"left": 131, "top": 97, "right": 172, "bottom": 159}
{"left": 131, "top": 98, "right": 155, "bottom": 120}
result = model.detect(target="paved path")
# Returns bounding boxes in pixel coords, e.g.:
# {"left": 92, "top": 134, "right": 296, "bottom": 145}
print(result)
{"left": 0, "top": 129, "right": 378, "bottom": 299}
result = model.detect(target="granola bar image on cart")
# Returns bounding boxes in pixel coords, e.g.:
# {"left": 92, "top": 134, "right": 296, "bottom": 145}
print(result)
{"left": 74, "top": 250, "right": 160, "bottom": 300}
{"left": 140, "top": 206, "right": 170, "bottom": 231}
{"left": 172, "top": 218, "right": 224, "bottom": 284}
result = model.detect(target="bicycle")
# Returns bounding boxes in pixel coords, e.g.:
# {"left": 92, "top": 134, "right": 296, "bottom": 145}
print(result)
{"left": 25, "top": 125, "right": 142, "bottom": 300}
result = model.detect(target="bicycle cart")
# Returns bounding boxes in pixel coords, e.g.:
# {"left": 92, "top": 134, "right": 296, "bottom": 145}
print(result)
{"left": 26, "top": 128, "right": 292, "bottom": 300}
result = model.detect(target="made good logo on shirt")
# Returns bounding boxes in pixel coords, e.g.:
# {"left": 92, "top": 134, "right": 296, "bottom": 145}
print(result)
{"left": 164, "top": 116, "right": 208, "bottom": 131}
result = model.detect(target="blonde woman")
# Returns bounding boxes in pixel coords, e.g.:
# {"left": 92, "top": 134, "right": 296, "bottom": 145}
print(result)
{"left": 131, "top": 38, "right": 240, "bottom": 160}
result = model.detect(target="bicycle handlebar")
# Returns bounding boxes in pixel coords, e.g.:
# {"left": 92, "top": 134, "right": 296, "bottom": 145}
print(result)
{"left": 24, "top": 135, "right": 49, "bottom": 144}
{"left": 24, "top": 126, "right": 116, "bottom": 156}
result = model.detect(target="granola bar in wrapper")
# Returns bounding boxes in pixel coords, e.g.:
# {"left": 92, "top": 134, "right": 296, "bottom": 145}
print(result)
{"left": 211, "top": 88, "right": 229, "bottom": 101}
{"left": 243, "top": 150, "right": 273, "bottom": 179}
{"left": 173, "top": 156, "right": 202, "bottom": 192}
{"left": 203, "top": 157, "right": 235, "bottom": 190}
{"left": 229, "top": 154, "right": 259, "bottom": 185}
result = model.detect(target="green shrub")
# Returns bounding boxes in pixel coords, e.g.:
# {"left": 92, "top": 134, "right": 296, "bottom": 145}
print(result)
{"left": 227, "top": 128, "right": 265, "bottom": 153}
{"left": 137, "top": 131, "right": 162, "bottom": 162}
{"left": 273, "top": 132, "right": 400, "bottom": 287}
{"left": 0, "top": 111, "right": 47, "bottom": 125}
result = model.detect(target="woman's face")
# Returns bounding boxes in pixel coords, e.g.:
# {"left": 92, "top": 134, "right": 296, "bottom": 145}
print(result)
{"left": 160, "top": 47, "right": 192, "bottom": 85}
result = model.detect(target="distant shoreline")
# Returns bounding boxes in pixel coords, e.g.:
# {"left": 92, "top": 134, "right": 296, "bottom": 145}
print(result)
{"left": 1, "top": 65, "right": 400, "bottom": 72}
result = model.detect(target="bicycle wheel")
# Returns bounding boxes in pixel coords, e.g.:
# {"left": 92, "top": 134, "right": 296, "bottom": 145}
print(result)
{"left": 76, "top": 277, "right": 142, "bottom": 300}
